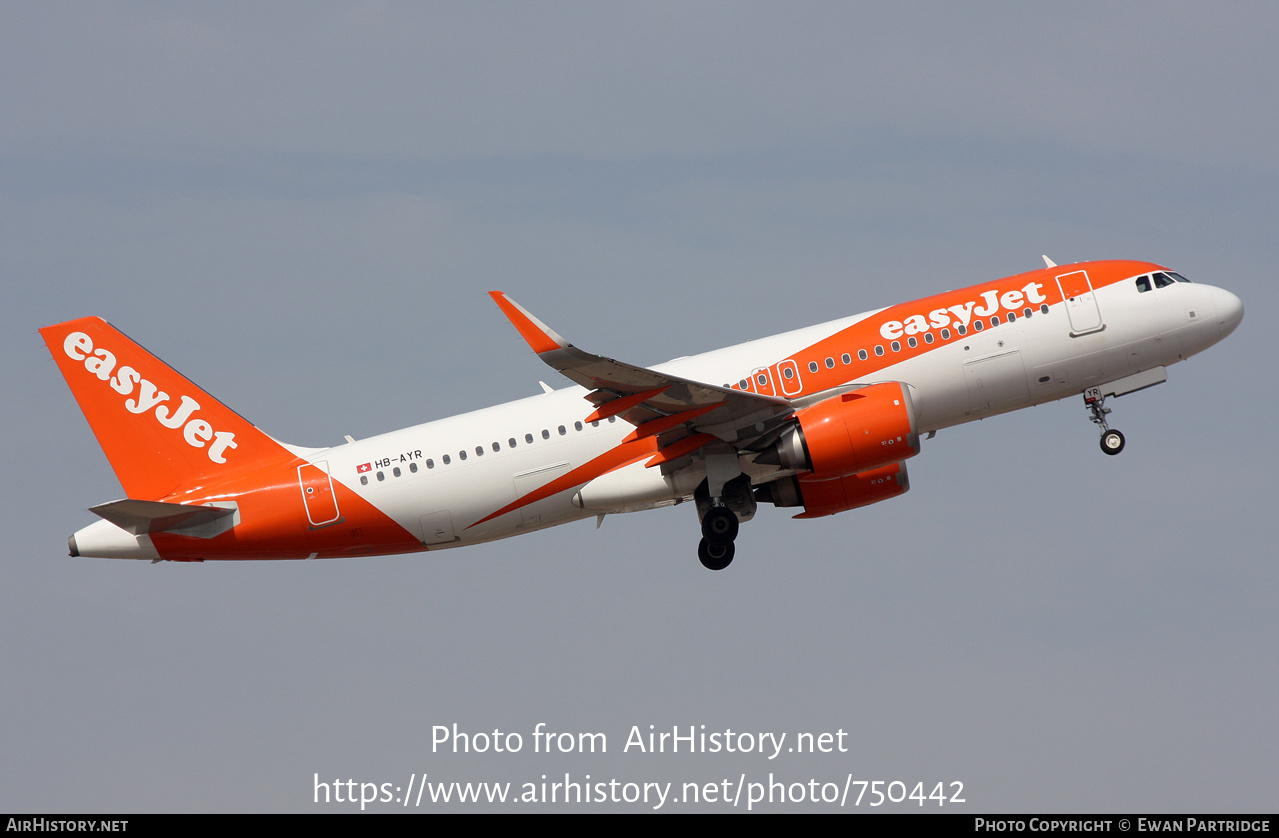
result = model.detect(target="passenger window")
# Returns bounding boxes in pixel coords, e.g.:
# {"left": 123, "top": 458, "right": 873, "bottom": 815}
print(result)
{"left": 442, "top": 455, "right": 450, "bottom": 465}
{"left": 410, "top": 462, "right": 418, "bottom": 473}
{"left": 475, "top": 446, "right": 484, "bottom": 456}
{"left": 542, "top": 429, "right": 550, "bottom": 439}
{"left": 924, "top": 333, "right": 934, "bottom": 344}
{"left": 509, "top": 438, "right": 517, "bottom": 448}
{"left": 1040, "top": 304, "right": 1049, "bottom": 314}
{"left": 1007, "top": 311, "right": 1016, "bottom": 322}
{"left": 492, "top": 442, "right": 500, "bottom": 452}
{"left": 459, "top": 450, "right": 467, "bottom": 460}
{"left": 427, "top": 459, "right": 435, "bottom": 469}
{"left": 973, "top": 321, "right": 983, "bottom": 332}
{"left": 891, "top": 340, "right": 901, "bottom": 352}
{"left": 360, "top": 475, "right": 368, "bottom": 485}
{"left": 907, "top": 336, "right": 917, "bottom": 348}
{"left": 825, "top": 357, "right": 835, "bottom": 369}
{"left": 783, "top": 367, "right": 794, "bottom": 380}
{"left": 393, "top": 467, "right": 401, "bottom": 477}
{"left": 991, "top": 316, "right": 1000, "bottom": 326}
{"left": 377, "top": 471, "right": 385, "bottom": 481}
{"left": 957, "top": 325, "right": 967, "bottom": 335}
{"left": 808, "top": 361, "right": 819, "bottom": 373}
{"left": 1024, "top": 307, "right": 1033, "bottom": 318}
{"left": 941, "top": 328, "right": 951, "bottom": 339}
{"left": 875, "top": 345, "right": 885, "bottom": 356}
{"left": 858, "top": 349, "right": 868, "bottom": 361}
{"left": 575, "top": 421, "right": 583, "bottom": 431}
{"left": 841, "top": 353, "right": 851, "bottom": 364}
{"left": 558, "top": 425, "right": 566, "bottom": 436}
{"left": 525, "top": 433, "right": 534, "bottom": 444}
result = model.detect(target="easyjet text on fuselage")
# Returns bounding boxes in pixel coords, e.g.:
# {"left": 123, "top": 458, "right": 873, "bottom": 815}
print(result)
{"left": 878, "top": 281, "right": 1049, "bottom": 341}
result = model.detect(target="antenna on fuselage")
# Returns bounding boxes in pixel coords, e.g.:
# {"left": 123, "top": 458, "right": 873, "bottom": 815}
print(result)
{"left": 1042, "top": 255, "right": 1057, "bottom": 268}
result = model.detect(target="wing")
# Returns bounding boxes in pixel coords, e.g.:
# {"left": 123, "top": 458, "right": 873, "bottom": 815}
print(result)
{"left": 489, "top": 292, "right": 794, "bottom": 464}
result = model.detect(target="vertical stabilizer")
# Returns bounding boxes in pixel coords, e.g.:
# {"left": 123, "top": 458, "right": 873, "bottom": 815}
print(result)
{"left": 41, "top": 317, "right": 290, "bottom": 500}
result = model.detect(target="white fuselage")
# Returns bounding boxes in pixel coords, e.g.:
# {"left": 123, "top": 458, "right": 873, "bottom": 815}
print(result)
{"left": 317, "top": 273, "right": 1240, "bottom": 549}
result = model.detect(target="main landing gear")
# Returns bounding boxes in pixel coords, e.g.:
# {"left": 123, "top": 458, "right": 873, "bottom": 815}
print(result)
{"left": 689, "top": 444, "right": 756, "bottom": 570}
{"left": 698, "top": 506, "right": 738, "bottom": 571}
{"left": 693, "top": 468, "right": 753, "bottom": 571}
{"left": 1084, "top": 387, "right": 1125, "bottom": 455}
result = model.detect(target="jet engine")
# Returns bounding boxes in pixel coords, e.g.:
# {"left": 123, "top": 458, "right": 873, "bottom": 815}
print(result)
{"left": 755, "top": 382, "right": 920, "bottom": 480}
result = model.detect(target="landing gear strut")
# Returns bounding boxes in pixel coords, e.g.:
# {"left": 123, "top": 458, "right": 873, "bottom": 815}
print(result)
{"left": 1084, "top": 387, "right": 1125, "bottom": 455}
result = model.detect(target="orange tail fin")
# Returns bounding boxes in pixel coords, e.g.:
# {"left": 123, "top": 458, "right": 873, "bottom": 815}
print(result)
{"left": 41, "top": 317, "right": 288, "bottom": 500}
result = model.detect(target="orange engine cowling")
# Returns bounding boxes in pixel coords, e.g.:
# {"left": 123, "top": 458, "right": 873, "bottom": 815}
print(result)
{"left": 754, "top": 461, "right": 910, "bottom": 518}
{"left": 793, "top": 461, "right": 910, "bottom": 518}
{"left": 758, "top": 382, "right": 920, "bottom": 480}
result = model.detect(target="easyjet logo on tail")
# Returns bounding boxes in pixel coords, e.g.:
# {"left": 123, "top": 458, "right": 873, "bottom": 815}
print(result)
{"left": 62, "top": 331, "right": 238, "bottom": 464}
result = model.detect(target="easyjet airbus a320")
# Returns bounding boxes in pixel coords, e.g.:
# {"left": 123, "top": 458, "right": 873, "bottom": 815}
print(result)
{"left": 43, "top": 257, "right": 1242, "bottom": 570}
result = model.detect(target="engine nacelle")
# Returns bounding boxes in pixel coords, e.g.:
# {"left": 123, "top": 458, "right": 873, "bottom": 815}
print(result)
{"left": 794, "top": 462, "right": 910, "bottom": 518}
{"left": 756, "top": 462, "right": 911, "bottom": 519}
{"left": 759, "top": 382, "right": 919, "bottom": 480}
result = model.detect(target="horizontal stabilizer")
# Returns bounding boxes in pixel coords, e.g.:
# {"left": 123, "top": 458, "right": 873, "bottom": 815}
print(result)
{"left": 90, "top": 498, "right": 236, "bottom": 536}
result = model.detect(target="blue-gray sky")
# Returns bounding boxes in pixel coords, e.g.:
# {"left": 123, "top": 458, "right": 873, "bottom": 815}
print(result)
{"left": 3, "top": 2, "right": 1276, "bottom": 812}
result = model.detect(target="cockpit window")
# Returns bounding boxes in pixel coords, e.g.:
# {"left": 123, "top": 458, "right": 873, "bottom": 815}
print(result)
{"left": 1137, "top": 271, "right": 1191, "bottom": 292}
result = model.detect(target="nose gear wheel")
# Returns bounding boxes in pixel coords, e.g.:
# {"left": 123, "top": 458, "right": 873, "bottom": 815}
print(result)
{"left": 1084, "top": 387, "right": 1126, "bottom": 456}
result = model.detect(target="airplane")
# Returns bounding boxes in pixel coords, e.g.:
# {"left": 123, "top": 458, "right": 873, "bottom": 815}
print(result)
{"left": 41, "top": 257, "right": 1243, "bottom": 570}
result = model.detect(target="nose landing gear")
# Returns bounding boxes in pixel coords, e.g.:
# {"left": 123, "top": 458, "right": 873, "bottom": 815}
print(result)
{"left": 1084, "top": 387, "right": 1125, "bottom": 455}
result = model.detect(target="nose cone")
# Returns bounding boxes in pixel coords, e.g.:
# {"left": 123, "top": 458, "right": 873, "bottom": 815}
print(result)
{"left": 1216, "top": 288, "right": 1244, "bottom": 339}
